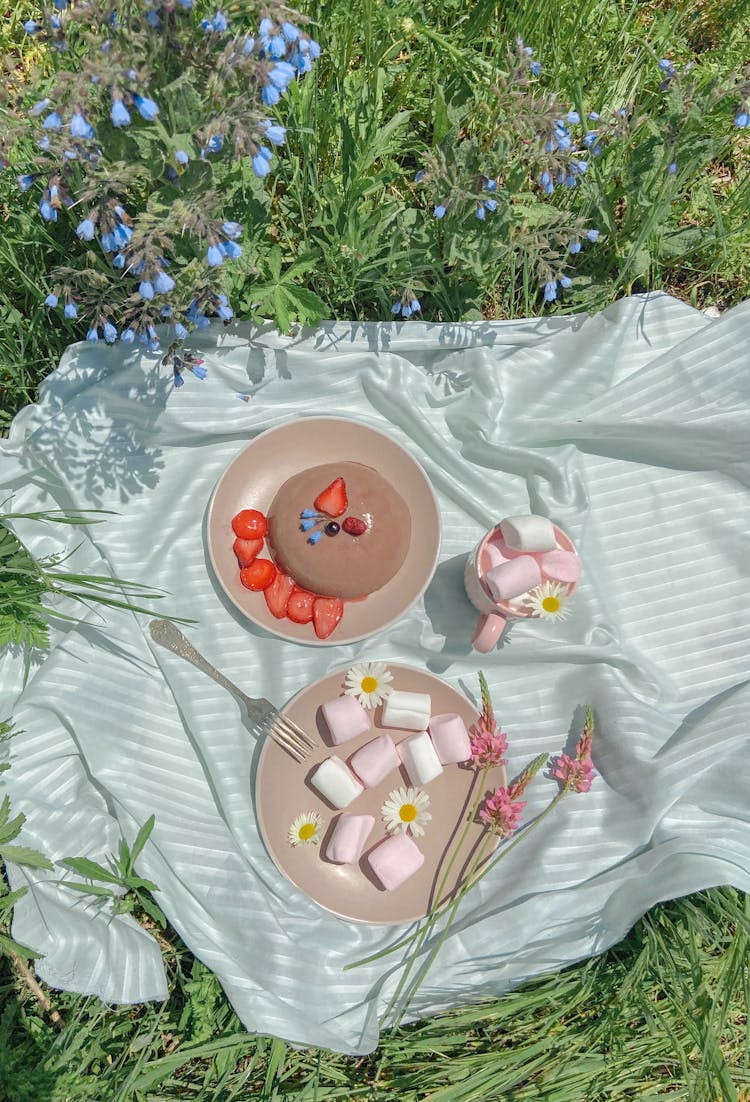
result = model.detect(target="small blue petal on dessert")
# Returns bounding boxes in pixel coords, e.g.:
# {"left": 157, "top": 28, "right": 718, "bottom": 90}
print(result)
{"left": 300, "top": 508, "right": 318, "bottom": 518}
{"left": 308, "top": 530, "right": 322, "bottom": 544}
{"left": 300, "top": 518, "right": 317, "bottom": 531}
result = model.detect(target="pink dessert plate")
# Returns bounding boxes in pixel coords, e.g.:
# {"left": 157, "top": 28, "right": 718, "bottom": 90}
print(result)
{"left": 207, "top": 417, "right": 441, "bottom": 646}
{"left": 254, "top": 664, "right": 506, "bottom": 925}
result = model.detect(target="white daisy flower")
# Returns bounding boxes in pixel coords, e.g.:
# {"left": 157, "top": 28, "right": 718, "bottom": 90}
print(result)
{"left": 287, "top": 811, "right": 323, "bottom": 847}
{"left": 526, "top": 581, "right": 571, "bottom": 621}
{"left": 381, "top": 786, "right": 432, "bottom": 838}
{"left": 343, "top": 661, "right": 394, "bottom": 708}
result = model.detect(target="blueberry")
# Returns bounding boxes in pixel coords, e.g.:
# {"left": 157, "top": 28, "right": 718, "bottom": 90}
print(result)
{"left": 324, "top": 522, "right": 340, "bottom": 536}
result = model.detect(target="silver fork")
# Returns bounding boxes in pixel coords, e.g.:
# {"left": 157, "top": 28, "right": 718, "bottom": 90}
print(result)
{"left": 148, "top": 620, "right": 317, "bottom": 763}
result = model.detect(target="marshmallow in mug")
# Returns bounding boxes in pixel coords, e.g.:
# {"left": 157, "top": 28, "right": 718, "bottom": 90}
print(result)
{"left": 398, "top": 730, "right": 444, "bottom": 785}
{"left": 349, "top": 733, "right": 400, "bottom": 788}
{"left": 485, "top": 555, "right": 541, "bottom": 602}
{"left": 367, "top": 833, "right": 425, "bottom": 891}
{"left": 321, "top": 694, "right": 371, "bottom": 746}
{"left": 325, "top": 813, "right": 375, "bottom": 864}
{"left": 500, "top": 515, "right": 558, "bottom": 552}
{"left": 540, "top": 548, "right": 581, "bottom": 584}
{"left": 381, "top": 690, "right": 431, "bottom": 731}
{"left": 310, "top": 756, "right": 364, "bottom": 809}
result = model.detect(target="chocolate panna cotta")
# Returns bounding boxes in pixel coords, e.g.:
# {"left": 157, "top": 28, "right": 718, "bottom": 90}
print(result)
{"left": 267, "top": 462, "right": 411, "bottom": 599}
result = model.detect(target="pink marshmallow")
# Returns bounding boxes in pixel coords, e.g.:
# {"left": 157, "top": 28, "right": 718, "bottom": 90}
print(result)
{"left": 485, "top": 555, "right": 541, "bottom": 602}
{"left": 321, "top": 695, "right": 371, "bottom": 746}
{"left": 481, "top": 541, "right": 508, "bottom": 574}
{"left": 367, "top": 833, "right": 425, "bottom": 892}
{"left": 325, "top": 814, "right": 375, "bottom": 864}
{"left": 429, "top": 713, "right": 472, "bottom": 764}
{"left": 349, "top": 733, "right": 400, "bottom": 788}
{"left": 539, "top": 549, "right": 581, "bottom": 584}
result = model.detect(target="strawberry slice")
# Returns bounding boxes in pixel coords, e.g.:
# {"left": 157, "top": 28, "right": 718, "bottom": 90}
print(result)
{"left": 313, "top": 478, "right": 347, "bottom": 518}
{"left": 312, "top": 596, "right": 344, "bottom": 639}
{"left": 232, "top": 509, "right": 268, "bottom": 539}
{"left": 233, "top": 537, "right": 264, "bottom": 567}
{"left": 239, "top": 559, "right": 276, "bottom": 591}
{"left": 264, "top": 571, "right": 295, "bottom": 618}
{"left": 286, "top": 589, "right": 315, "bottom": 624}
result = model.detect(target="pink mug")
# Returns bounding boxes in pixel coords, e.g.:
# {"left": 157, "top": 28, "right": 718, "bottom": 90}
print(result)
{"left": 464, "top": 522, "right": 579, "bottom": 652}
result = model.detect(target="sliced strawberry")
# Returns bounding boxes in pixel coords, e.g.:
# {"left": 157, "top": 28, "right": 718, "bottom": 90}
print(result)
{"left": 342, "top": 516, "right": 367, "bottom": 536}
{"left": 312, "top": 596, "right": 344, "bottom": 639}
{"left": 286, "top": 589, "right": 315, "bottom": 624}
{"left": 233, "top": 537, "right": 264, "bottom": 567}
{"left": 313, "top": 478, "right": 347, "bottom": 518}
{"left": 264, "top": 571, "right": 295, "bottom": 618}
{"left": 239, "top": 558, "right": 276, "bottom": 591}
{"left": 232, "top": 509, "right": 268, "bottom": 539}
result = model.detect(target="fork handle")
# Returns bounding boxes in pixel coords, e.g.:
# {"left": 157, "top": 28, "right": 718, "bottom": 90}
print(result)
{"left": 149, "top": 620, "right": 257, "bottom": 710}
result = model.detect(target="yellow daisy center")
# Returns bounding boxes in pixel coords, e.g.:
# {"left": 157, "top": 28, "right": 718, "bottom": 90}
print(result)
{"left": 298, "top": 823, "right": 316, "bottom": 841}
{"left": 360, "top": 676, "right": 378, "bottom": 693}
{"left": 399, "top": 803, "right": 417, "bottom": 822}
{"left": 542, "top": 596, "right": 561, "bottom": 613}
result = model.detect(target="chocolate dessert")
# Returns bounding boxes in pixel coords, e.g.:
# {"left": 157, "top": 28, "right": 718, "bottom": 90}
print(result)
{"left": 267, "top": 462, "right": 411, "bottom": 599}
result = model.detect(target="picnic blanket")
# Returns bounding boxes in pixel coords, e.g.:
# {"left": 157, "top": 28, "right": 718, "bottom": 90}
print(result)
{"left": 1, "top": 292, "right": 749, "bottom": 1055}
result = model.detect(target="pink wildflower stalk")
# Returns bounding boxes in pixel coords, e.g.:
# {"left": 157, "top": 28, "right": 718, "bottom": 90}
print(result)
{"left": 551, "top": 706, "right": 597, "bottom": 794}
{"left": 470, "top": 675, "right": 507, "bottom": 767}
{"left": 507, "top": 750, "right": 549, "bottom": 800}
{"left": 479, "top": 786, "right": 525, "bottom": 837}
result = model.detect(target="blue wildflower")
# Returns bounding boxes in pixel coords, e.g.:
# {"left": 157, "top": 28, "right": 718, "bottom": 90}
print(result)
{"left": 530, "top": 60, "right": 542, "bottom": 75}
{"left": 414, "top": 169, "right": 425, "bottom": 182}
{"left": 29, "top": 99, "right": 50, "bottom": 116}
{"left": 281, "top": 21, "right": 299, "bottom": 41}
{"left": 259, "top": 17, "right": 273, "bottom": 35}
{"left": 434, "top": 203, "right": 447, "bottom": 219}
{"left": 146, "top": 11, "right": 161, "bottom": 28}
{"left": 667, "top": 161, "right": 678, "bottom": 174}
{"left": 43, "top": 112, "right": 62, "bottom": 130}
{"left": 588, "top": 111, "right": 600, "bottom": 120}
{"left": 565, "top": 174, "right": 577, "bottom": 188}
{"left": 484, "top": 198, "right": 498, "bottom": 212}
{"left": 154, "top": 272, "right": 175, "bottom": 294}
{"left": 44, "top": 293, "right": 58, "bottom": 307}
{"left": 111, "top": 99, "right": 131, "bottom": 127}
{"left": 23, "top": 19, "right": 39, "bottom": 34}
{"left": 308, "top": 40, "right": 321, "bottom": 59}
{"left": 173, "top": 370, "right": 185, "bottom": 388}
{"left": 223, "top": 240, "right": 242, "bottom": 259}
{"left": 268, "top": 34, "right": 286, "bottom": 58}
{"left": 206, "top": 244, "right": 224, "bottom": 266}
{"left": 100, "top": 232, "right": 116, "bottom": 253}
{"left": 64, "top": 301, "right": 78, "bottom": 318}
{"left": 582, "top": 131, "right": 598, "bottom": 148}
{"left": 207, "top": 135, "right": 223, "bottom": 153}
{"left": 544, "top": 139, "right": 558, "bottom": 153}
{"left": 252, "top": 151, "right": 271, "bottom": 177}
{"left": 174, "top": 323, "right": 188, "bottom": 340}
{"left": 566, "top": 110, "right": 580, "bottom": 123}
{"left": 559, "top": 275, "right": 572, "bottom": 289}
{"left": 161, "top": 305, "right": 173, "bottom": 317}
{"left": 391, "top": 302, "right": 401, "bottom": 315}
{"left": 658, "top": 58, "right": 674, "bottom": 73}
{"left": 86, "top": 327, "right": 99, "bottom": 343}
{"left": 121, "top": 327, "right": 135, "bottom": 342}
{"left": 410, "top": 298, "right": 421, "bottom": 313}
{"left": 70, "top": 112, "right": 94, "bottom": 139}
{"left": 112, "top": 253, "right": 125, "bottom": 270}
{"left": 734, "top": 111, "right": 749, "bottom": 128}
{"left": 268, "top": 61, "right": 296, "bottom": 89}
{"left": 133, "top": 94, "right": 159, "bottom": 121}
{"left": 217, "top": 304, "right": 233, "bottom": 320}
{"left": 39, "top": 200, "right": 57, "bottom": 222}
{"left": 221, "top": 221, "right": 242, "bottom": 239}
{"left": 586, "top": 228, "right": 600, "bottom": 242}
{"left": 63, "top": 149, "right": 77, "bottom": 160}
{"left": 212, "top": 11, "right": 228, "bottom": 31}
{"left": 243, "top": 36, "right": 256, "bottom": 55}
{"left": 401, "top": 305, "right": 412, "bottom": 318}
{"left": 138, "top": 280, "right": 155, "bottom": 300}
{"left": 190, "top": 364, "right": 208, "bottom": 379}
{"left": 103, "top": 322, "right": 117, "bottom": 343}
{"left": 262, "top": 85, "right": 281, "bottom": 106}
{"left": 475, "top": 204, "right": 486, "bottom": 220}
{"left": 76, "top": 218, "right": 96, "bottom": 240}
{"left": 484, "top": 178, "right": 498, "bottom": 192}
{"left": 17, "top": 174, "right": 34, "bottom": 191}
{"left": 543, "top": 280, "right": 558, "bottom": 302}
{"left": 568, "top": 240, "right": 581, "bottom": 254}
{"left": 263, "top": 122, "right": 287, "bottom": 145}
{"left": 175, "top": 149, "right": 189, "bottom": 165}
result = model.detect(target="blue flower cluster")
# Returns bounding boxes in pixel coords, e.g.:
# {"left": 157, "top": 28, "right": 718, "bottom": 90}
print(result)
{"left": 542, "top": 229, "right": 600, "bottom": 302}
{"left": 391, "top": 293, "right": 422, "bottom": 318}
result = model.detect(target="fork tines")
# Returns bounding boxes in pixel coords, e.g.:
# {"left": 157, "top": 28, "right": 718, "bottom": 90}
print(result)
{"left": 266, "top": 714, "right": 317, "bottom": 762}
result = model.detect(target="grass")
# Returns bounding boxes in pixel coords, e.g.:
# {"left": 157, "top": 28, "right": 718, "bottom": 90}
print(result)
{"left": 1, "top": 0, "right": 749, "bottom": 1098}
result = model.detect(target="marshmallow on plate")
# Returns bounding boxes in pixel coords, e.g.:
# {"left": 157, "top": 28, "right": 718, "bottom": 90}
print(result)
{"left": 381, "top": 690, "right": 431, "bottom": 731}
{"left": 321, "top": 695, "right": 371, "bottom": 746}
{"left": 325, "top": 813, "right": 375, "bottom": 864}
{"left": 349, "top": 733, "right": 400, "bottom": 788}
{"left": 429, "top": 713, "right": 472, "bottom": 764}
{"left": 485, "top": 555, "right": 541, "bottom": 602}
{"left": 500, "top": 515, "right": 557, "bottom": 552}
{"left": 310, "top": 757, "right": 364, "bottom": 809}
{"left": 539, "top": 548, "right": 581, "bottom": 584}
{"left": 398, "top": 730, "right": 444, "bottom": 785}
{"left": 367, "top": 833, "right": 425, "bottom": 891}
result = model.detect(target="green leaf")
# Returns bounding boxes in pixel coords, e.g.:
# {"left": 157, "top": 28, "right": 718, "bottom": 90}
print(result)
{"left": 0, "top": 844, "right": 54, "bottom": 870}
{"left": 0, "top": 930, "right": 43, "bottom": 960}
{"left": 129, "top": 814, "right": 156, "bottom": 866}
{"left": 59, "top": 857, "right": 122, "bottom": 884}
{"left": 61, "top": 881, "right": 116, "bottom": 897}
{"left": 135, "top": 891, "right": 167, "bottom": 929}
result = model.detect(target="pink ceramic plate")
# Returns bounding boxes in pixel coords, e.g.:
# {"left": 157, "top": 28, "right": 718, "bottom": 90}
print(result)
{"left": 254, "top": 664, "right": 505, "bottom": 925}
{"left": 207, "top": 417, "right": 441, "bottom": 646}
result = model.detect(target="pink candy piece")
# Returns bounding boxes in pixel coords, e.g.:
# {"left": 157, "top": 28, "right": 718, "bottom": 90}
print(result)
{"left": 325, "top": 814, "right": 375, "bottom": 864}
{"left": 321, "top": 695, "right": 371, "bottom": 746}
{"left": 485, "top": 555, "right": 541, "bottom": 602}
{"left": 367, "top": 833, "right": 425, "bottom": 892}
{"left": 349, "top": 733, "right": 400, "bottom": 788}
{"left": 429, "top": 713, "right": 472, "bottom": 764}
{"left": 539, "top": 549, "right": 581, "bottom": 584}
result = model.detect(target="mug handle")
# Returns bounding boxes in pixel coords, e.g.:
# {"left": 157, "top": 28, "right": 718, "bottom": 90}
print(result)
{"left": 472, "top": 611, "right": 507, "bottom": 653}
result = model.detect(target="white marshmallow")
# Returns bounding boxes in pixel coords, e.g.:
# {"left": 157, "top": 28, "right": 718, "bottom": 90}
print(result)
{"left": 310, "top": 757, "right": 364, "bottom": 809}
{"left": 381, "top": 690, "right": 432, "bottom": 731}
{"left": 500, "top": 515, "right": 557, "bottom": 552}
{"left": 398, "top": 731, "right": 444, "bottom": 786}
